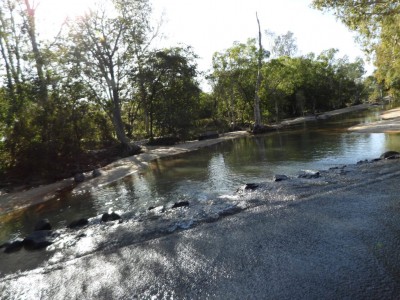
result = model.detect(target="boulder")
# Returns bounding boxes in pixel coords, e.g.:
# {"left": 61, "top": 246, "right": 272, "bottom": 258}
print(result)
{"left": 274, "top": 175, "right": 289, "bottom": 182}
{"left": 380, "top": 151, "right": 400, "bottom": 160}
{"left": 171, "top": 201, "right": 190, "bottom": 209}
{"left": 92, "top": 169, "right": 102, "bottom": 178}
{"left": 34, "top": 219, "right": 52, "bottom": 231}
{"left": 3, "top": 238, "right": 24, "bottom": 253}
{"left": 24, "top": 230, "right": 56, "bottom": 250}
{"left": 101, "top": 212, "right": 121, "bottom": 222}
{"left": 74, "top": 173, "right": 85, "bottom": 183}
{"left": 244, "top": 183, "right": 259, "bottom": 191}
{"left": 68, "top": 218, "right": 89, "bottom": 229}
{"left": 298, "top": 170, "right": 320, "bottom": 179}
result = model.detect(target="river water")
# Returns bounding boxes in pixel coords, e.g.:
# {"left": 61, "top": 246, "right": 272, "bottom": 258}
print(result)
{"left": 1, "top": 106, "right": 400, "bottom": 245}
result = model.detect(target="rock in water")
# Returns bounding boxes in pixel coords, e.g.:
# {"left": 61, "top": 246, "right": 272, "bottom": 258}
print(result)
{"left": 171, "top": 201, "right": 190, "bottom": 209}
{"left": 68, "top": 218, "right": 89, "bottom": 229}
{"left": 244, "top": 183, "right": 259, "bottom": 191}
{"left": 74, "top": 173, "right": 85, "bottom": 183}
{"left": 380, "top": 151, "right": 400, "bottom": 160}
{"left": 92, "top": 169, "right": 102, "bottom": 178}
{"left": 274, "top": 175, "right": 289, "bottom": 182}
{"left": 101, "top": 212, "right": 121, "bottom": 222}
{"left": 24, "top": 230, "right": 56, "bottom": 250}
{"left": 34, "top": 219, "right": 52, "bottom": 231}
{"left": 298, "top": 170, "right": 320, "bottom": 179}
{"left": 3, "top": 238, "right": 24, "bottom": 253}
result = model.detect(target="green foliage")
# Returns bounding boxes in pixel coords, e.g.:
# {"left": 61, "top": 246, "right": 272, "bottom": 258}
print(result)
{"left": 312, "top": 0, "right": 400, "bottom": 98}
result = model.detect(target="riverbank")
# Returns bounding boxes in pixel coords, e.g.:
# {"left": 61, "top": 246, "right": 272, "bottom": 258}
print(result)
{"left": 0, "top": 103, "right": 380, "bottom": 217}
{"left": 1, "top": 156, "right": 400, "bottom": 298}
{"left": 349, "top": 106, "right": 400, "bottom": 133}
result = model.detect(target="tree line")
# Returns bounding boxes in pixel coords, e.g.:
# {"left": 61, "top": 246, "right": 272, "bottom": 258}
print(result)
{"left": 0, "top": 0, "right": 397, "bottom": 182}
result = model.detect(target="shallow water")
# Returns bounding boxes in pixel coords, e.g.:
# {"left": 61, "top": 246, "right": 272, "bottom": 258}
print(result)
{"left": 1, "top": 107, "right": 400, "bottom": 244}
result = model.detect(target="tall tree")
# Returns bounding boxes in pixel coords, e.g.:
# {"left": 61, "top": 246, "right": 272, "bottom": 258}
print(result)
{"left": 67, "top": 0, "right": 152, "bottom": 153}
{"left": 312, "top": 0, "right": 400, "bottom": 97}
{"left": 254, "top": 13, "right": 263, "bottom": 128}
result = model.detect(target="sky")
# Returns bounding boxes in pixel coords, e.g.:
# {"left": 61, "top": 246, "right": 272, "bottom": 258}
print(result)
{"left": 37, "top": 0, "right": 373, "bottom": 75}
{"left": 150, "top": 0, "right": 372, "bottom": 73}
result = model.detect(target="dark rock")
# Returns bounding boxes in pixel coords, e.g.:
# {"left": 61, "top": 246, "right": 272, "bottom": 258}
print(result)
{"left": 244, "top": 183, "right": 259, "bottom": 191}
{"left": 24, "top": 230, "right": 56, "bottom": 250}
{"left": 68, "top": 218, "right": 89, "bottom": 229}
{"left": 74, "top": 173, "right": 85, "bottom": 183}
{"left": 198, "top": 131, "right": 219, "bottom": 141}
{"left": 274, "top": 175, "right": 289, "bottom": 182}
{"left": 357, "top": 159, "right": 368, "bottom": 165}
{"left": 171, "top": 201, "right": 190, "bottom": 209}
{"left": 34, "top": 219, "right": 51, "bottom": 231}
{"left": 101, "top": 212, "right": 121, "bottom": 222}
{"left": 380, "top": 151, "right": 400, "bottom": 160}
{"left": 371, "top": 158, "right": 381, "bottom": 162}
{"left": 298, "top": 170, "right": 320, "bottom": 179}
{"left": 92, "top": 169, "right": 102, "bottom": 178}
{"left": 3, "top": 238, "right": 24, "bottom": 253}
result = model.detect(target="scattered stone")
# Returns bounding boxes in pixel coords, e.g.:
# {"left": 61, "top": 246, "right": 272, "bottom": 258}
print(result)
{"left": 171, "top": 201, "right": 190, "bottom": 209}
{"left": 74, "top": 173, "right": 85, "bottom": 183}
{"left": 101, "top": 212, "right": 121, "bottom": 222}
{"left": 357, "top": 159, "right": 369, "bottom": 165}
{"left": 24, "top": 230, "right": 56, "bottom": 250}
{"left": 244, "top": 183, "right": 259, "bottom": 191}
{"left": 274, "top": 175, "right": 289, "bottom": 182}
{"left": 3, "top": 238, "right": 24, "bottom": 253}
{"left": 198, "top": 131, "right": 219, "bottom": 141}
{"left": 34, "top": 219, "right": 52, "bottom": 231}
{"left": 68, "top": 218, "right": 89, "bottom": 229}
{"left": 92, "top": 169, "right": 102, "bottom": 178}
{"left": 380, "top": 151, "right": 400, "bottom": 160}
{"left": 298, "top": 170, "right": 320, "bottom": 179}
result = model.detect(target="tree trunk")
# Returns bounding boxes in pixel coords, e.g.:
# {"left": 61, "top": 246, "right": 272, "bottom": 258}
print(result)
{"left": 254, "top": 13, "right": 263, "bottom": 127}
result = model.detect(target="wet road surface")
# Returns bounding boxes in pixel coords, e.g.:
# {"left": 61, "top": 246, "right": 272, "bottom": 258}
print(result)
{"left": 1, "top": 160, "right": 400, "bottom": 299}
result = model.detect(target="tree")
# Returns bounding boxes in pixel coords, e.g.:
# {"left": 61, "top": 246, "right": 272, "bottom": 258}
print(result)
{"left": 312, "top": 0, "right": 400, "bottom": 97}
{"left": 67, "top": 0, "right": 152, "bottom": 154}
{"left": 133, "top": 47, "right": 201, "bottom": 139}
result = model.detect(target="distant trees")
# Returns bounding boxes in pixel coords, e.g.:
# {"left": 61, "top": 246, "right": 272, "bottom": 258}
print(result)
{"left": 312, "top": 0, "right": 400, "bottom": 98}
{"left": 0, "top": 0, "right": 374, "bottom": 182}
{"left": 209, "top": 35, "right": 366, "bottom": 127}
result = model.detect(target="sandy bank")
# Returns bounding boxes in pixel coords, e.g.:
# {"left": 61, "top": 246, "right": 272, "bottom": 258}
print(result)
{"left": 349, "top": 106, "right": 400, "bottom": 133}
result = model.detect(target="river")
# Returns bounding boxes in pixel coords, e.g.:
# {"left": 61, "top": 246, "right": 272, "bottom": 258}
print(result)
{"left": 1, "top": 106, "right": 400, "bottom": 246}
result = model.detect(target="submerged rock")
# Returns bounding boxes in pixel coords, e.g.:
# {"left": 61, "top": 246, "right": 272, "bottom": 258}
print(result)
{"left": 92, "top": 169, "right": 102, "bottom": 178}
{"left": 274, "top": 175, "right": 289, "bottom": 182}
{"left": 380, "top": 151, "right": 400, "bottom": 160}
{"left": 298, "top": 170, "right": 320, "bottom": 179}
{"left": 101, "top": 212, "right": 121, "bottom": 222}
{"left": 3, "top": 238, "right": 24, "bottom": 253}
{"left": 244, "top": 183, "right": 259, "bottom": 191}
{"left": 74, "top": 173, "right": 85, "bottom": 183}
{"left": 171, "top": 201, "right": 190, "bottom": 209}
{"left": 24, "top": 230, "right": 57, "bottom": 250}
{"left": 34, "top": 219, "right": 52, "bottom": 231}
{"left": 68, "top": 218, "right": 89, "bottom": 229}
